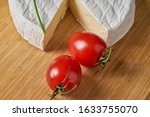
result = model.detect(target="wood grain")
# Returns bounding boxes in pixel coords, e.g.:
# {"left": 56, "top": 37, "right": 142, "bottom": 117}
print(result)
{"left": 0, "top": 0, "right": 150, "bottom": 100}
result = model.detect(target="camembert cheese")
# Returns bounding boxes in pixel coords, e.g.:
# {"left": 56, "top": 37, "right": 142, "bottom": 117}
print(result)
{"left": 9, "top": 0, "right": 135, "bottom": 50}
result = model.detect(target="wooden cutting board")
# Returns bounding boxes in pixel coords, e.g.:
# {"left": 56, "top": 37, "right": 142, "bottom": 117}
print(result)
{"left": 0, "top": 0, "right": 150, "bottom": 100}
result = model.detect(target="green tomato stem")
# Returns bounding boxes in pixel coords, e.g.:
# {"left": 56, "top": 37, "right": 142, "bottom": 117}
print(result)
{"left": 49, "top": 67, "right": 77, "bottom": 100}
{"left": 99, "top": 47, "right": 113, "bottom": 68}
{"left": 102, "top": 47, "right": 112, "bottom": 63}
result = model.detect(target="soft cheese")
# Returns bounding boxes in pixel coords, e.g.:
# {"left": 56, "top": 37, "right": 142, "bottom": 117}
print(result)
{"left": 9, "top": 0, "right": 135, "bottom": 50}
{"left": 9, "top": 0, "right": 68, "bottom": 50}
{"left": 70, "top": 0, "right": 135, "bottom": 47}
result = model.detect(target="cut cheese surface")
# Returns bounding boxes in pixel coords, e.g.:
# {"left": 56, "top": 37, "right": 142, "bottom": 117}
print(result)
{"left": 9, "top": 0, "right": 135, "bottom": 50}
{"left": 9, "top": 0, "right": 68, "bottom": 50}
{"left": 70, "top": 0, "right": 135, "bottom": 46}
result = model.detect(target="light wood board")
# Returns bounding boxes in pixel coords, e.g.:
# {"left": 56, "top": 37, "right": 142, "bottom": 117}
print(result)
{"left": 0, "top": 0, "right": 150, "bottom": 100}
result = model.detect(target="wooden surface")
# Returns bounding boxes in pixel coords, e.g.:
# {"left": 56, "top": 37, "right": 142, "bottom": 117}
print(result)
{"left": 0, "top": 0, "right": 150, "bottom": 100}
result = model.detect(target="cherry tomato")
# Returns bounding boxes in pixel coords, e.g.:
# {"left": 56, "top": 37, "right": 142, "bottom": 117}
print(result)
{"left": 46, "top": 55, "right": 82, "bottom": 99}
{"left": 68, "top": 32, "right": 112, "bottom": 68}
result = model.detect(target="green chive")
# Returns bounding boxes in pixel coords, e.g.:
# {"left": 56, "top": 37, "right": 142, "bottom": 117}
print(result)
{"left": 33, "top": 0, "right": 46, "bottom": 34}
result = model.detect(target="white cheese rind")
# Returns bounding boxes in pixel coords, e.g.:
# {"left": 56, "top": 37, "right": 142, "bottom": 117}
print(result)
{"left": 80, "top": 0, "right": 135, "bottom": 47}
{"left": 9, "top": 0, "right": 65, "bottom": 49}
{"left": 9, "top": 0, "right": 135, "bottom": 50}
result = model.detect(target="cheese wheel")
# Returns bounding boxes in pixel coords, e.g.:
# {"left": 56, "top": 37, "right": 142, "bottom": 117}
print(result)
{"left": 9, "top": 0, "right": 135, "bottom": 50}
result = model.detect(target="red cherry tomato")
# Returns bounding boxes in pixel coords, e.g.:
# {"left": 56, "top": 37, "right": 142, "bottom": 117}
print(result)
{"left": 68, "top": 32, "right": 112, "bottom": 68}
{"left": 46, "top": 55, "right": 82, "bottom": 99}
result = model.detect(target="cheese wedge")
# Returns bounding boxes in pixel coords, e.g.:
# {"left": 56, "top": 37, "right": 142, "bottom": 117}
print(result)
{"left": 69, "top": 0, "right": 135, "bottom": 47}
{"left": 9, "top": 0, "right": 135, "bottom": 50}
{"left": 9, "top": 0, "right": 68, "bottom": 50}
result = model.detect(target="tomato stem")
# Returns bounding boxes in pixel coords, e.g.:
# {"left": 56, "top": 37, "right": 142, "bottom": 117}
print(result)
{"left": 99, "top": 47, "right": 113, "bottom": 68}
{"left": 49, "top": 67, "right": 77, "bottom": 100}
{"left": 61, "top": 85, "right": 77, "bottom": 95}
{"left": 62, "top": 67, "right": 70, "bottom": 83}
{"left": 49, "top": 84, "right": 78, "bottom": 100}
{"left": 49, "top": 88, "right": 59, "bottom": 100}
